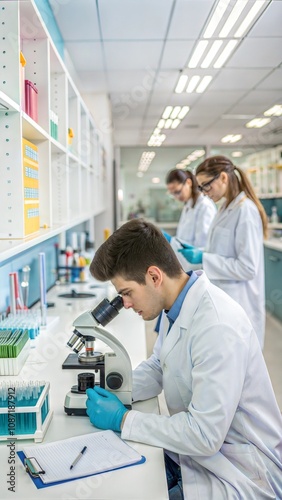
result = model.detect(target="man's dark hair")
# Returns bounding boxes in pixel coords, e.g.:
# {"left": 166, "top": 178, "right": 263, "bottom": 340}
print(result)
{"left": 90, "top": 219, "right": 183, "bottom": 284}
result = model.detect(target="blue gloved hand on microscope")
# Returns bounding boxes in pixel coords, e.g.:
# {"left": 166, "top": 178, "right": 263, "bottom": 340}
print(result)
{"left": 161, "top": 230, "right": 172, "bottom": 243}
{"left": 86, "top": 386, "right": 128, "bottom": 432}
{"left": 178, "top": 246, "right": 203, "bottom": 264}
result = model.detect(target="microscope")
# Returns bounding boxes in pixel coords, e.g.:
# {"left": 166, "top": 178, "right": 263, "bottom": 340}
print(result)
{"left": 63, "top": 295, "right": 132, "bottom": 416}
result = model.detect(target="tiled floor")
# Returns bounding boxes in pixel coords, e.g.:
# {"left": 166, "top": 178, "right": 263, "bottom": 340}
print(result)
{"left": 145, "top": 311, "right": 282, "bottom": 411}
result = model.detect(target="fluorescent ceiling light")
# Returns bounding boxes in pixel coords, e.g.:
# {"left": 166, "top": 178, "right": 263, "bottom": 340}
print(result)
{"left": 176, "top": 163, "right": 185, "bottom": 169}
{"left": 170, "top": 106, "right": 181, "bottom": 119}
{"left": 221, "top": 134, "right": 242, "bottom": 143}
{"left": 162, "top": 106, "right": 173, "bottom": 119}
{"left": 235, "top": 0, "right": 267, "bottom": 38}
{"left": 158, "top": 119, "right": 165, "bottom": 128}
{"left": 164, "top": 119, "right": 173, "bottom": 129}
{"left": 153, "top": 128, "right": 160, "bottom": 135}
{"left": 196, "top": 75, "right": 212, "bottom": 93}
{"left": 201, "top": 40, "right": 223, "bottom": 68}
{"left": 194, "top": 149, "right": 205, "bottom": 157}
{"left": 188, "top": 40, "right": 209, "bottom": 68}
{"left": 186, "top": 75, "right": 201, "bottom": 93}
{"left": 231, "top": 151, "right": 243, "bottom": 157}
{"left": 264, "top": 105, "right": 282, "bottom": 117}
{"left": 203, "top": 0, "right": 231, "bottom": 38}
{"left": 152, "top": 177, "right": 160, "bottom": 184}
{"left": 178, "top": 106, "right": 190, "bottom": 119}
{"left": 230, "top": 134, "right": 242, "bottom": 143}
{"left": 175, "top": 75, "right": 188, "bottom": 93}
{"left": 171, "top": 119, "right": 181, "bottom": 129}
{"left": 219, "top": 0, "right": 248, "bottom": 38}
{"left": 213, "top": 39, "right": 238, "bottom": 68}
{"left": 246, "top": 117, "right": 271, "bottom": 128}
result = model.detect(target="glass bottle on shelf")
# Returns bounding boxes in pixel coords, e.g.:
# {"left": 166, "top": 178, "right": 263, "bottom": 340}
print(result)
{"left": 270, "top": 206, "right": 279, "bottom": 224}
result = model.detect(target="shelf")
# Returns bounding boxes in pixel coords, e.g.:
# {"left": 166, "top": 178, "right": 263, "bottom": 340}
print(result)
{"left": 259, "top": 193, "right": 282, "bottom": 199}
{"left": 0, "top": 212, "right": 101, "bottom": 264}
{"left": 0, "top": 91, "right": 20, "bottom": 112}
{"left": 0, "top": 0, "right": 106, "bottom": 244}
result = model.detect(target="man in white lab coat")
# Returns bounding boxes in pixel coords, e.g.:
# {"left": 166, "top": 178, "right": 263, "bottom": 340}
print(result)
{"left": 86, "top": 219, "right": 282, "bottom": 500}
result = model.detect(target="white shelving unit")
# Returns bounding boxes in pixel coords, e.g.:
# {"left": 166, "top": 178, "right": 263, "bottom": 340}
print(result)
{"left": 0, "top": 0, "right": 106, "bottom": 261}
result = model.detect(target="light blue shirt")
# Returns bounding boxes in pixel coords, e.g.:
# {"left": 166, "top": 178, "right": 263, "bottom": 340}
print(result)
{"left": 155, "top": 271, "right": 198, "bottom": 334}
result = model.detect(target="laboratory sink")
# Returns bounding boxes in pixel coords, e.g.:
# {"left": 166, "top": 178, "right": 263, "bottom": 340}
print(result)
{"left": 58, "top": 289, "right": 96, "bottom": 299}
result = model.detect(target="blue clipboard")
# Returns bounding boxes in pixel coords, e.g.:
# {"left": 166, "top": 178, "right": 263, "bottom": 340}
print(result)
{"left": 17, "top": 451, "right": 146, "bottom": 489}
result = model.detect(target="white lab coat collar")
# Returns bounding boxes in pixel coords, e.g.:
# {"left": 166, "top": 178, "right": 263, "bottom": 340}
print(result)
{"left": 160, "top": 270, "right": 207, "bottom": 365}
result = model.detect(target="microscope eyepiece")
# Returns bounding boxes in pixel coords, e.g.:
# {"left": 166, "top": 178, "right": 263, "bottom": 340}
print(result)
{"left": 91, "top": 295, "right": 123, "bottom": 326}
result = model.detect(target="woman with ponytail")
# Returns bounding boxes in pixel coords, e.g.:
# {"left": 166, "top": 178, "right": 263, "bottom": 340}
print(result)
{"left": 179, "top": 155, "right": 268, "bottom": 348}
{"left": 164, "top": 168, "right": 217, "bottom": 270}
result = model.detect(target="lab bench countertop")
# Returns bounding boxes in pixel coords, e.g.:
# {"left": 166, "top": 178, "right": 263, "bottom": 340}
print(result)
{"left": 0, "top": 280, "right": 168, "bottom": 500}
{"left": 264, "top": 239, "right": 282, "bottom": 252}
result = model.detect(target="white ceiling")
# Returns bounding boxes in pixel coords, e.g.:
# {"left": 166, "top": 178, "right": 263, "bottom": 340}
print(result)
{"left": 51, "top": 0, "right": 282, "bottom": 160}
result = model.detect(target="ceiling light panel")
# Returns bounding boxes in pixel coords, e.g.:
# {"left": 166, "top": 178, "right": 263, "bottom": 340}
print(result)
{"left": 213, "top": 39, "right": 238, "bottom": 68}
{"left": 196, "top": 75, "right": 213, "bottom": 93}
{"left": 188, "top": 40, "right": 209, "bottom": 68}
{"left": 203, "top": 0, "right": 269, "bottom": 40}
{"left": 175, "top": 75, "right": 188, "bottom": 94}
{"left": 264, "top": 105, "right": 282, "bottom": 117}
{"left": 245, "top": 117, "right": 271, "bottom": 128}
{"left": 186, "top": 75, "right": 201, "bottom": 93}
{"left": 219, "top": 0, "right": 248, "bottom": 38}
{"left": 201, "top": 40, "right": 223, "bottom": 68}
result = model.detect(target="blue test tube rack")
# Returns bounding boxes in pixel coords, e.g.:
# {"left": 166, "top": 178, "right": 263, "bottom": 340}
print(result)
{"left": 0, "top": 381, "right": 53, "bottom": 442}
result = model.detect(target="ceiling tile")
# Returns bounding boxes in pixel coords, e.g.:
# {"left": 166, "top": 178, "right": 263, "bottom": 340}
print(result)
{"left": 107, "top": 70, "right": 157, "bottom": 93}
{"left": 167, "top": 0, "right": 215, "bottom": 39}
{"left": 161, "top": 40, "right": 194, "bottom": 69}
{"left": 248, "top": 1, "right": 282, "bottom": 38}
{"left": 52, "top": 0, "right": 100, "bottom": 41}
{"left": 65, "top": 41, "right": 104, "bottom": 71}
{"left": 99, "top": 0, "right": 174, "bottom": 40}
{"left": 103, "top": 41, "right": 163, "bottom": 70}
{"left": 210, "top": 68, "right": 272, "bottom": 91}
{"left": 226, "top": 38, "right": 282, "bottom": 69}
{"left": 256, "top": 69, "right": 282, "bottom": 90}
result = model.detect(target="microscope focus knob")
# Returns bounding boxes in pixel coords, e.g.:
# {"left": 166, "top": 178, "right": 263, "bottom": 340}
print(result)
{"left": 106, "top": 372, "right": 123, "bottom": 390}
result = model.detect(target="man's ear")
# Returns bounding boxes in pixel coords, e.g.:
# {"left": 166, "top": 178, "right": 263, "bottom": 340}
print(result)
{"left": 147, "top": 266, "right": 163, "bottom": 287}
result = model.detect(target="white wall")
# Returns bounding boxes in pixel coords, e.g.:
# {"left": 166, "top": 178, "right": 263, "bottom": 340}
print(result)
{"left": 83, "top": 93, "right": 115, "bottom": 246}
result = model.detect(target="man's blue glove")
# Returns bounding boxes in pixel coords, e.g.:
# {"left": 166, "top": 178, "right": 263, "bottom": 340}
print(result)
{"left": 161, "top": 230, "right": 171, "bottom": 243}
{"left": 178, "top": 247, "right": 203, "bottom": 264}
{"left": 86, "top": 386, "right": 128, "bottom": 432}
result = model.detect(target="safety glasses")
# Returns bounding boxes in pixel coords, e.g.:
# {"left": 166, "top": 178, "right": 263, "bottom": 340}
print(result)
{"left": 197, "top": 173, "right": 220, "bottom": 193}
{"left": 168, "top": 182, "right": 186, "bottom": 197}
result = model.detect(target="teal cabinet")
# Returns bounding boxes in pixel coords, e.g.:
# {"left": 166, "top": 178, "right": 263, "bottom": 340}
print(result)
{"left": 264, "top": 246, "right": 282, "bottom": 322}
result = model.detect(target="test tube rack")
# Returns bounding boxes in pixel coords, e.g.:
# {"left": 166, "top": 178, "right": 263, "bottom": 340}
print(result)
{"left": 0, "top": 381, "right": 53, "bottom": 442}
{"left": 0, "top": 329, "right": 30, "bottom": 375}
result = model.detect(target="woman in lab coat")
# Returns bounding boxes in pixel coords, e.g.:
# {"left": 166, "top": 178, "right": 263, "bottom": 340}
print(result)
{"left": 164, "top": 169, "right": 216, "bottom": 270}
{"left": 179, "top": 155, "right": 268, "bottom": 349}
{"left": 86, "top": 219, "right": 282, "bottom": 500}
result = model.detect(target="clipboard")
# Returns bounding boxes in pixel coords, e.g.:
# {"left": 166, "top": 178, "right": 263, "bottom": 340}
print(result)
{"left": 17, "top": 431, "right": 146, "bottom": 489}
{"left": 17, "top": 451, "right": 146, "bottom": 489}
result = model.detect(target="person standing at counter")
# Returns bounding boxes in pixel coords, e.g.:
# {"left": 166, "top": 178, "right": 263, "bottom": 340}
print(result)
{"left": 86, "top": 219, "right": 282, "bottom": 500}
{"left": 163, "top": 169, "right": 216, "bottom": 270}
{"left": 178, "top": 155, "right": 268, "bottom": 349}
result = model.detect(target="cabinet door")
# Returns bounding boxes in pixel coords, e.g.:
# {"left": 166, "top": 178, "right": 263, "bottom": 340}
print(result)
{"left": 264, "top": 247, "right": 282, "bottom": 322}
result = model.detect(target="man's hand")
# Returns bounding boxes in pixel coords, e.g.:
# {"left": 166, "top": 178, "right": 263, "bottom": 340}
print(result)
{"left": 86, "top": 386, "right": 128, "bottom": 432}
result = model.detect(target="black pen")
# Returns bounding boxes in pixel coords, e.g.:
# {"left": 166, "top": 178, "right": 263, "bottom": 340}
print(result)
{"left": 70, "top": 445, "right": 87, "bottom": 470}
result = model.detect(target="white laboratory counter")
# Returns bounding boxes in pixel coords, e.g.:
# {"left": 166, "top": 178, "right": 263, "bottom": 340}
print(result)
{"left": 0, "top": 281, "right": 168, "bottom": 500}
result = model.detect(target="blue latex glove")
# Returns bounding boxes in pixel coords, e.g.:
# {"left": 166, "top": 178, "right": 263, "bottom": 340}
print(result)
{"left": 178, "top": 242, "right": 194, "bottom": 249}
{"left": 161, "top": 230, "right": 171, "bottom": 243}
{"left": 86, "top": 386, "right": 128, "bottom": 432}
{"left": 178, "top": 247, "right": 203, "bottom": 264}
